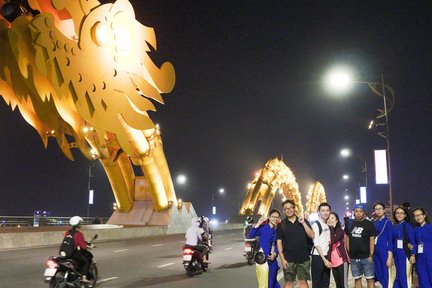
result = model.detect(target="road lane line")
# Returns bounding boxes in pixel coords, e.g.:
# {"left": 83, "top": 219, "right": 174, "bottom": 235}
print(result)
{"left": 152, "top": 244, "right": 163, "bottom": 247}
{"left": 113, "top": 249, "right": 128, "bottom": 253}
{"left": 98, "top": 276, "right": 119, "bottom": 283}
{"left": 224, "top": 247, "right": 233, "bottom": 250}
{"left": 158, "top": 262, "right": 174, "bottom": 268}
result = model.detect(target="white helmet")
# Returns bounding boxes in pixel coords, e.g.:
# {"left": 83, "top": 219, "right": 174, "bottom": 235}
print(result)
{"left": 191, "top": 217, "right": 201, "bottom": 225}
{"left": 70, "top": 216, "right": 83, "bottom": 226}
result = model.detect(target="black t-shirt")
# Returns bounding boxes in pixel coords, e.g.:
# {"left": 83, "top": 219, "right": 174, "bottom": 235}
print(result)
{"left": 276, "top": 217, "right": 311, "bottom": 263}
{"left": 345, "top": 218, "right": 376, "bottom": 259}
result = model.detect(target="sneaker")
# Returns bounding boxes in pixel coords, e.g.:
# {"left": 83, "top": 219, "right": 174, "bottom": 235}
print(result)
{"left": 203, "top": 259, "right": 211, "bottom": 264}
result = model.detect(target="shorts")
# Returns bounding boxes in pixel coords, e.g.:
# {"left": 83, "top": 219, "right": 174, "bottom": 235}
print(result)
{"left": 283, "top": 260, "right": 311, "bottom": 282}
{"left": 351, "top": 258, "right": 374, "bottom": 279}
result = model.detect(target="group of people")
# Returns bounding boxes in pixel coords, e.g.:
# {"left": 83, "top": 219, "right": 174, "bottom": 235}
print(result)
{"left": 246, "top": 199, "right": 432, "bottom": 288}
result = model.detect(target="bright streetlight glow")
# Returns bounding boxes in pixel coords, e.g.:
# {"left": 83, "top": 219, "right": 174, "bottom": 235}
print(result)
{"left": 219, "top": 188, "right": 225, "bottom": 194}
{"left": 344, "top": 195, "right": 349, "bottom": 200}
{"left": 343, "top": 174, "right": 350, "bottom": 180}
{"left": 324, "top": 66, "right": 355, "bottom": 94}
{"left": 340, "top": 148, "right": 352, "bottom": 157}
{"left": 176, "top": 174, "right": 187, "bottom": 185}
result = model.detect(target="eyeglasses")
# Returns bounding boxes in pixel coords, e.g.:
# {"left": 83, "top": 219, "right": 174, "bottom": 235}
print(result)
{"left": 414, "top": 214, "right": 424, "bottom": 217}
{"left": 284, "top": 207, "right": 295, "bottom": 211}
{"left": 270, "top": 215, "right": 280, "bottom": 219}
{"left": 395, "top": 212, "right": 405, "bottom": 215}
{"left": 374, "top": 207, "right": 384, "bottom": 211}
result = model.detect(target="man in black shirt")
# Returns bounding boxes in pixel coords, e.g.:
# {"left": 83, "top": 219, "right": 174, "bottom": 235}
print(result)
{"left": 277, "top": 199, "right": 314, "bottom": 288}
{"left": 345, "top": 204, "right": 376, "bottom": 288}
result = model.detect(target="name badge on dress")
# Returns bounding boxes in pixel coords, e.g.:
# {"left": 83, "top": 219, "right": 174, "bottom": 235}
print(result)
{"left": 397, "top": 239, "right": 403, "bottom": 249}
{"left": 418, "top": 243, "right": 424, "bottom": 254}
{"left": 374, "top": 236, "right": 378, "bottom": 245}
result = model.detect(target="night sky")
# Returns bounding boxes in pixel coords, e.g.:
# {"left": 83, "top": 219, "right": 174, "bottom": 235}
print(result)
{"left": 1, "top": 1, "right": 431, "bottom": 221}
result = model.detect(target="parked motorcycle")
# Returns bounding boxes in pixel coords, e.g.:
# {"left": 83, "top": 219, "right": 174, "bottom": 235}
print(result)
{"left": 244, "top": 238, "right": 258, "bottom": 265}
{"left": 182, "top": 245, "right": 209, "bottom": 277}
{"left": 44, "top": 234, "right": 98, "bottom": 287}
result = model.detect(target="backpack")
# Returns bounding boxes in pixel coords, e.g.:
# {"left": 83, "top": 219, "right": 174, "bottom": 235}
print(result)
{"left": 309, "top": 220, "right": 323, "bottom": 255}
{"left": 59, "top": 229, "right": 76, "bottom": 257}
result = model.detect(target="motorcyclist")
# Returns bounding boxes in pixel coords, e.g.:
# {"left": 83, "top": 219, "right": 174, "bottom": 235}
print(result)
{"left": 185, "top": 217, "right": 209, "bottom": 262}
{"left": 243, "top": 216, "right": 254, "bottom": 239}
{"left": 200, "top": 216, "right": 213, "bottom": 251}
{"left": 65, "top": 216, "right": 93, "bottom": 283}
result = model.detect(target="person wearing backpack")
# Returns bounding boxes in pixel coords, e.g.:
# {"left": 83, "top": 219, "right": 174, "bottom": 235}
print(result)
{"left": 64, "top": 216, "right": 92, "bottom": 284}
{"left": 392, "top": 206, "right": 416, "bottom": 288}
{"left": 276, "top": 199, "right": 314, "bottom": 288}
{"left": 344, "top": 204, "right": 376, "bottom": 288}
{"left": 311, "top": 202, "right": 332, "bottom": 288}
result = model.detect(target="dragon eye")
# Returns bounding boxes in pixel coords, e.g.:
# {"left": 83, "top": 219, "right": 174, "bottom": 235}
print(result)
{"left": 91, "top": 22, "right": 110, "bottom": 46}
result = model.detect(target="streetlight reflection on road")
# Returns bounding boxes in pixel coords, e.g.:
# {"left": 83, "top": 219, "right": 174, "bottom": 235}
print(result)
{"left": 325, "top": 67, "right": 395, "bottom": 212}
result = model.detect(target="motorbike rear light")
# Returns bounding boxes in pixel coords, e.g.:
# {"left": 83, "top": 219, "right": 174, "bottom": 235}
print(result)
{"left": 183, "top": 248, "right": 193, "bottom": 255}
{"left": 46, "top": 259, "right": 57, "bottom": 269}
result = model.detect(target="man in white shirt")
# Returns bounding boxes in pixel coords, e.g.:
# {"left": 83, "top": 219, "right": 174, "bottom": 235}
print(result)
{"left": 311, "top": 202, "right": 332, "bottom": 288}
{"left": 185, "top": 217, "right": 209, "bottom": 261}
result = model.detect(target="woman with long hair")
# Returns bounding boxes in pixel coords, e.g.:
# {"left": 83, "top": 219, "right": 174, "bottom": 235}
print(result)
{"left": 249, "top": 209, "right": 281, "bottom": 288}
{"left": 372, "top": 202, "right": 393, "bottom": 288}
{"left": 392, "top": 206, "right": 416, "bottom": 288}
{"left": 412, "top": 207, "right": 432, "bottom": 287}
{"left": 327, "top": 212, "right": 349, "bottom": 288}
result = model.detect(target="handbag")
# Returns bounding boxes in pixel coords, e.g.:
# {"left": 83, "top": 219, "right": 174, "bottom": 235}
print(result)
{"left": 255, "top": 248, "right": 267, "bottom": 265}
{"left": 330, "top": 241, "right": 344, "bottom": 267}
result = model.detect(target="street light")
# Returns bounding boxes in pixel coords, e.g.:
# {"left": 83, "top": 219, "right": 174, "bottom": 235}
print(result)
{"left": 176, "top": 174, "right": 187, "bottom": 199}
{"left": 212, "top": 188, "right": 225, "bottom": 216}
{"left": 342, "top": 174, "right": 350, "bottom": 181}
{"left": 340, "top": 148, "right": 368, "bottom": 188}
{"left": 326, "top": 68, "right": 395, "bottom": 212}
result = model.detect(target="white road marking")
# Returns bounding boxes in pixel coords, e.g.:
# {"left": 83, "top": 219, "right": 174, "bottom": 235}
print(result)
{"left": 217, "top": 235, "right": 223, "bottom": 238}
{"left": 98, "top": 276, "right": 119, "bottom": 283}
{"left": 113, "top": 249, "right": 128, "bottom": 253}
{"left": 158, "top": 262, "right": 175, "bottom": 268}
{"left": 224, "top": 247, "right": 233, "bottom": 250}
{"left": 152, "top": 243, "right": 163, "bottom": 247}
{"left": 180, "top": 240, "right": 185, "bottom": 243}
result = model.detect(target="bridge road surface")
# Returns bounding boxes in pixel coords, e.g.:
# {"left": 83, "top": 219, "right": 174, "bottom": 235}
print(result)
{"left": 0, "top": 229, "right": 365, "bottom": 288}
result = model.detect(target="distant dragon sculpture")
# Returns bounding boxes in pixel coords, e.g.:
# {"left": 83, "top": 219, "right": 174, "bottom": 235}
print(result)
{"left": 240, "top": 158, "right": 304, "bottom": 216}
{"left": 240, "top": 158, "right": 327, "bottom": 218}
{"left": 305, "top": 181, "right": 327, "bottom": 216}
{"left": 0, "top": 0, "right": 177, "bottom": 212}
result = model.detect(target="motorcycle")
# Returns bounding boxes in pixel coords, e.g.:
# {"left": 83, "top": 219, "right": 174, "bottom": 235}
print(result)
{"left": 182, "top": 245, "right": 209, "bottom": 277}
{"left": 244, "top": 238, "right": 258, "bottom": 265}
{"left": 44, "top": 234, "right": 98, "bottom": 288}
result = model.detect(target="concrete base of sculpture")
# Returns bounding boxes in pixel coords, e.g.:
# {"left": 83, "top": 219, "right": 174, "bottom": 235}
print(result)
{"left": 107, "top": 201, "right": 197, "bottom": 234}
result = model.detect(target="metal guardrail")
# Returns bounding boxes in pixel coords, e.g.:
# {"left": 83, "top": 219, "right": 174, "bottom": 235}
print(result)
{"left": 0, "top": 216, "right": 108, "bottom": 227}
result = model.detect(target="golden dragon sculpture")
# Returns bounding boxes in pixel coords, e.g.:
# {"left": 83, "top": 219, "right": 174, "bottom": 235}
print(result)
{"left": 240, "top": 158, "right": 327, "bottom": 218}
{"left": 0, "top": 0, "right": 177, "bottom": 212}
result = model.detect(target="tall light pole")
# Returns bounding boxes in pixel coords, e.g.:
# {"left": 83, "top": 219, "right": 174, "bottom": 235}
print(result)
{"left": 340, "top": 148, "right": 368, "bottom": 188}
{"left": 325, "top": 68, "right": 395, "bottom": 212}
{"left": 212, "top": 188, "right": 225, "bottom": 216}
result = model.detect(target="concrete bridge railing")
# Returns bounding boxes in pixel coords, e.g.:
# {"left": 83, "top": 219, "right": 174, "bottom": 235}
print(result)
{"left": 0, "top": 223, "right": 243, "bottom": 250}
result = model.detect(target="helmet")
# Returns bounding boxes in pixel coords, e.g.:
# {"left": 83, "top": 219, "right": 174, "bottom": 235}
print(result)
{"left": 202, "top": 217, "right": 209, "bottom": 223}
{"left": 246, "top": 216, "right": 253, "bottom": 223}
{"left": 191, "top": 217, "right": 201, "bottom": 225}
{"left": 70, "top": 216, "right": 83, "bottom": 226}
